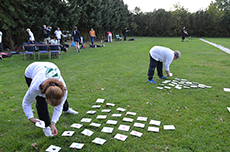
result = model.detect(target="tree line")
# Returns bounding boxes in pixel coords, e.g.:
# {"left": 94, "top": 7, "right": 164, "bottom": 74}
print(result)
{"left": 0, "top": 0, "right": 229, "bottom": 50}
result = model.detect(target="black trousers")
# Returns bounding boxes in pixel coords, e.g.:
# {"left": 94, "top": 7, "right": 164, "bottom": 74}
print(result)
{"left": 148, "top": 55, "right": 163, "bottom": 80}
{"left": 25, "top": 76, "right": 69, "bottom": 127}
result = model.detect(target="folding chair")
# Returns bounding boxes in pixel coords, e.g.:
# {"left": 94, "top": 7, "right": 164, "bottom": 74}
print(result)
{"left": 49, "top": 45, "right": 60, "bottom": 59}
{"left": 37, "top": 45, "right": 49, "bottom": 59}
{"left": 23, "top": 42, "right": 36, "bottom": 60}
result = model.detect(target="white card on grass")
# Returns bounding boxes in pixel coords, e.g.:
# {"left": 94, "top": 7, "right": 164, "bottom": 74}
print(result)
{"left": 81, "top": 129, "right": 94, "bottom": 136}
{"left": 61, "top": 131, "right": 75, "bottom": 136}
{"left": 106, "top": 103, "right": 115, "bottom": 106}
{"left": 148, "top": 126, "right": 159, "bottom": 132}
{"left": 227, "top": 107, "right": 230, "bottom": 112}
{"left": 101, "top": 127, "right": 114, "bottom": 133}
{"left": 80, "top": 118, "right": 92, "bottom": 123}
{"left": 126, "top": 111, "right": 137, "bottom": 116}
{"left": 114, "top": 133, "right": 128, "bottom": 141}
{"left": 46, "top": 145, "right": 61, "bottom": 152}
{"left": 156, "top": 87, "right": 163, "bottom": 90}
{"left": 116, "top": 107, "right": 126, "bottom": 112}
{"left": 101, "top": 109, "right": 111, "bottom": 113}
{"left": 137, "top": 117, "right": 147, "bottom": 121}
{"left": 35, "top": 120, "right": 45, "bottom": 129}
{"left": 92, "top": 137, "right": 106, "bottom": 145}
{"left": 122, "top": 117, "right": 134, "bottom": 122}
{"left": 71, "top": 123, "right": 83, "bottom": 129}
{"left": 96, "top": 115, "right": 107, "bottom": 119}
{"left": 130, "top": 130, "right": 143, "bottom": 137}
{"left": 90, "top": 122, "right": 101, "bottom": 127}
{"left": 164, "top": 86, "right": 171, "bottom": 89}
{"left": 133, "top": 122, "right": 145, "bottom": 128}
{"left": 149, "top": 120, "right": 161, "bottom": 126}
{"left": 106, "top": 120, "right": 118, "bottom": 125}
{"left": 69, "top": 142, "right": 84, "bottom": 149}
{"left": 118, "top": 124, "right": 130, "bottom": 132}
{"left": 87, "top": 110, "right": 96, "bottom": 114}
{"left": 96, "top": 98, "right": 105, "bottom": 103}
{"left": 92, "top": 105, "right": 101, "bottom": 108}
{"left": 224, "top": 88, "right": 230, "bottom": 92}
{"left": 112, "top": 114, "right": 122, "bottom": 117}
{"left": 175, "top": 86, "right": 182, "bottom": 90}
{"left": 163, "top": 125, "right": 175, "bottom": 130}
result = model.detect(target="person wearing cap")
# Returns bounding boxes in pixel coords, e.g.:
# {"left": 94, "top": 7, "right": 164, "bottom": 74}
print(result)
{"left": 43, "top": 25, "right": 52, "bottom": 44}
{"left": 147, "top": 46, "right": 181, "bottom": 84}
{"left": 26, "top": 28, "right": 35, "bottom": 44}
{"left": 22, "top": 62, "right": 79, "bottom": 137}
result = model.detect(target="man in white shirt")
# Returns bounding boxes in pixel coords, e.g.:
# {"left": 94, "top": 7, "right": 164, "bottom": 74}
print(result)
{"left": 0, "top": 31, "right": 3, "bottom": 52}
{"left": 54, "top": 27, "right": 62, "bottom": 44}
{"left": 148, "top": 46, "right": 181, "bottom": 83}
{"left": 26, "top": 28, "right": 35, "bottom": 44}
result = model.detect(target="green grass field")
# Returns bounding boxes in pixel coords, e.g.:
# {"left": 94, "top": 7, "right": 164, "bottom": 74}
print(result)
{"left": 0, "top": 37, "right": 229, "bottom": 151}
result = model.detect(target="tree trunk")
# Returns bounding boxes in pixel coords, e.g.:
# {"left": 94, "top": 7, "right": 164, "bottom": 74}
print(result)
{"left": 5, "top": 27, "right": 14, "bottom": 50}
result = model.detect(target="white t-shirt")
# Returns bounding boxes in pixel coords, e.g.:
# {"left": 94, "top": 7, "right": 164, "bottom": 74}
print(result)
{"left": 28, "top": 31, "right": 35, "bottom": 41}
{"left": 0, "top": 31, "right": 2, "bottom": 43}
{"left": 54, "top": 30, "right": 62, "bottom": 39}
{"left": 22, "top": 62, "right": 67, "bottom": 123}
{"left": 149, "top": 46, "right": 174, "bottom": 71}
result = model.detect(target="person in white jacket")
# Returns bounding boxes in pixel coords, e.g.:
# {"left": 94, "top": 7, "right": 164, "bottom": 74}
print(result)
{"left": 22, "top": 62, "right": 78, "bottom": 137}
{"left": 148, "top": 46, "right": 181, "bottom": 83}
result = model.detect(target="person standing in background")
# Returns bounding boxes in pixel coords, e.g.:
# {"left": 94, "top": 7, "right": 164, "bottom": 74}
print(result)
{"left": 181, "top": 27, "right": 188, "bottom": 42}
{"left": 123, "top": 27, "right": 130, "bottom": 41}
{"left": 72, "top": 26, "right": 81, "bottom": 53}
{"left": 43, "top": 25, "right": 52, "bottom": 44}
{"left": 0, "top": 31, "right": 3, "bottom": 52}
{"left": 107, "top": 31, "right": 112, "bottom": 42}
{"left": 54, "top": 27, "right": 62, "bottom": 44}
{"left": 89, "top": 28, "right": 95, "bottom": 45}
{"left": 26, "top": 28, "right": 35, "bottom": 44}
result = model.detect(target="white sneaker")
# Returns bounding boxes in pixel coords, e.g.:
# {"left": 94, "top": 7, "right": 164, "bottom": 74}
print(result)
{"left": 63, "top": 107, "right": 78, "bottom": 114}
{"left": 43, "top": 126, "right": 54, "bottom": 137}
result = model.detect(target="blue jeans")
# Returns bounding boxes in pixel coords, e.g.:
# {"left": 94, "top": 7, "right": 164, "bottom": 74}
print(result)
{"left": 90, "top": 37, "right": 95, "bottom": 45}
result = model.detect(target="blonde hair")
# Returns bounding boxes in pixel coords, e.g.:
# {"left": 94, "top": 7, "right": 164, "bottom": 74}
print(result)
{"left": 39, "top": 78, "right": 66, "bottom": 106}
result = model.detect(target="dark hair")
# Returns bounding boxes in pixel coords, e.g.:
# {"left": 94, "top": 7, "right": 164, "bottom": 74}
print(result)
{"left": 39, "top": 78, "right": 66, "bottom": 106}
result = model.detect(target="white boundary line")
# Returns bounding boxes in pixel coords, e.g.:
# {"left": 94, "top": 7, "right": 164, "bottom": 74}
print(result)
{"left": 199, "top": 38, "right": 230, "bottom": 54}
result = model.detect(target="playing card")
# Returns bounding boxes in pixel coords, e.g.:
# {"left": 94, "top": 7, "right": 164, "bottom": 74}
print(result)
{"left": 61, "top": 131, "right": 75, "bottom": 136}
{"left": 35, "top": 120, "right": 45, "bottom": 129}
{"left": 46, "top": 145, "right": 61, "bottom": 152}
{"left": 101, "top": 109, "right": 111, "bottom": 113}
{"left": 175, "top": 86, "right": 182, "bottom": 90}
{"left": 168, "top": 83, "right": 175, "bottom": 87}
{"left": 87, "top": 110, "right": 96, "bottom": 114}
{"left": 116, "top": 107, "right": 126, "bottom": 112}
{"left": 186, "top": 82, "right": 192, "bottom": 85}
{"left": 164, "top": 86, "right": 171, "bottom": 89}
{"left": 133, "top": 122, "right": 145, "bottom": 128}
{"left": 106, "top": 103, "right": 115, "bottom": 106}
{"left": 148, "top": 126, "right": 159, "bottom": 132}
{"left": 206, "top": 85, "right": 212, "bottom": 88}
{"left": 90, "top": 122, "right": 101, "bottom": 127}
{"left": 122, "top": 117, "right": 134, "bottom": 122}
{"left": 227, "top": 107, "right": 230, "bottom": 112}
{"left": 92, "top": 105, "right": 101, "bottom": 108}
{"left": 112, "top": 114, "right": 122, "bottom": 117}
{"left": 81, "top": 129, "right": 94, "bottom": 136}
{"left": 71, "top": 123, "right": 83, "bottom": 129}
{"left": 106, "top": 120, "right": 118, "bottom": 125}
{"left": 198, "top": 84, "right": 206, "bottom": 88}
{"left": 96, "top": 115, "right": 107, "bottom": 119}
{"left": 92, "top": 137, "right": 106, "bottom": 145}
{"left": 137, "top": 117, "right": 147, "bottom": 121}
{"left": 80, "top": 118, "right": 92, "bottom": 123}
{"left": 224, "top": 88, "right": 230, "bottom": 92}
{"left": 101, "top": 127, "right": 114, "bottom": 133}
{"left": 69, "top": 142, "right": 84, "bottom": 149}
{"left": 126, "top": 111, "right": 137, "bottom": 116}
{"left": 158, "top": 83, "right": 164, "bottom": 86}
{"left": 114, "top": 133, "right": 128, "bottom": 141}
{"left": 96, "top": 98, "right": 105, "bottom": 103}
{"left": 156, "top": 87, "right": 163, "bottom": 90}
{"left": 118, "top": 124, "right": 130, "bottom": 131}
{"left": 163, "top": 125, "right": 175, "bottom": 130}
{"left": 130, "top": 130, "right": 143, "bottom": 137}
{"left": 175, "top": 78, "right": 180, "bottom": 81}
{"left": 183, "top": 86, "right": 190, "bottom": 89}
{"left": 149, "top": 120, "right": 161, "bottom": 126}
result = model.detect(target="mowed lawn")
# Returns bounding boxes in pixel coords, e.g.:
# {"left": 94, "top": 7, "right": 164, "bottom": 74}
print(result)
{"left": 0, "top": 37, "right": 229, "bottom": 151}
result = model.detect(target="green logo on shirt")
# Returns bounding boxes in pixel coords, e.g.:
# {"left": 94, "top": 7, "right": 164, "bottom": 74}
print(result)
{"left": 45, "top": 66, "right": 60, "bottom": 79}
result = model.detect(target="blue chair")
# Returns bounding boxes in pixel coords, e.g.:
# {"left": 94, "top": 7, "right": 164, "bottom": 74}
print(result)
{"left": 37, "top": 45, "right": 49, "bottom": 59}
{"left": 23, "top": 42, "right": 36, "bottom": 60}
{"left": 49, "top": 45, "right": 60, "bottom": 59}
